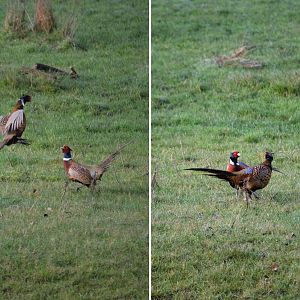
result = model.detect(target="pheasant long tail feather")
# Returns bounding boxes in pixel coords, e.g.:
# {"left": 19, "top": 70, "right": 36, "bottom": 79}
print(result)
{"left": 97, "top": 141, "right": 132, "bottom": 176}
{"left": 184, "top": 167, "right": 237, "bottom": 182}
{"left": 185, "top": 167, "right": 235, "bottom": 176}
{"left": 272, "top": 167, "right": 285, "bottom": 175}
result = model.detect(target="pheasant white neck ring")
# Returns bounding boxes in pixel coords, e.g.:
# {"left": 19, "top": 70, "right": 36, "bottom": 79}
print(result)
{"left": 63, "top": 152, "right": 72, "bottom": 161}
{"left": 63, "top": 157, "right": 72, "bottom": 161}
{"left": 229, "top": 158, "right": 239, "bottom": 166}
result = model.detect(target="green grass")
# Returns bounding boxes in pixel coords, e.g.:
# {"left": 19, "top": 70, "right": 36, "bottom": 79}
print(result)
{"left": 0, "top": 1, "right": 148, "bottom": 299}
{"left": 152, "top": 0, "right": 300, "bottom": 298}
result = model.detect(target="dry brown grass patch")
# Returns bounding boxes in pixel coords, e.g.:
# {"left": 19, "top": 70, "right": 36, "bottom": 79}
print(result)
{"left": 4, "top": 0, "right": 26, "bottom": 34}
{"left": 34, "top": 0, "right": 55, "bottom": 33}
{"left": 216, "top": 45, "right": 264, "bottom": 69}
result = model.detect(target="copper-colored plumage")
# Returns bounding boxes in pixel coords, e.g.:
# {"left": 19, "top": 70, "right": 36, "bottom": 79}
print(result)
{"left": 225, "top": 151, "right": 249, "bottom": 196}
{"left": 185, "top": 152, "right": 275, "bottom": 206}
{"left": 226, "top": 151, "right": 247, "bottom": 173}
{"left": 61, "top": 142, "right": 131, "bottom": 188}
{"left": 0, "top": 95, "right": 31, "bottom": 150}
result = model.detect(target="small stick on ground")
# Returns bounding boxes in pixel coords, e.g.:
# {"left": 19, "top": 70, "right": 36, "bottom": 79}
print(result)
{"left": 151, "top": 167, "right": 159, "bottom": 189}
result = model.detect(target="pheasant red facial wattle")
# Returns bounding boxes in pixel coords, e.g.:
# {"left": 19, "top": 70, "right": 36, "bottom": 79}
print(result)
{"left": 232, "top": 151, "right": 240, "bottom": 159}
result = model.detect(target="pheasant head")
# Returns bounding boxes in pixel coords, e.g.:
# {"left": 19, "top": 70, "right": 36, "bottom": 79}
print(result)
{"left": 14, "top": 95, "right": 32, "bottom": 111}
{"left": 265, "top": 151, "right": 274, "bottom": 162}
{"left": 229, "top": 150, "right": 240, "bottom": 165}
{"left": 61, "top": 145, "right": 73, "bottom": 161}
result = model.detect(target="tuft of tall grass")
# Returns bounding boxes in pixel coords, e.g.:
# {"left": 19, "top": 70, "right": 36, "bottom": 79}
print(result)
{"left": 34, "top": 0, "right": 55, "bottom": 33}
{"left": 4, "top": 0, "right": 26, "bottom": 35}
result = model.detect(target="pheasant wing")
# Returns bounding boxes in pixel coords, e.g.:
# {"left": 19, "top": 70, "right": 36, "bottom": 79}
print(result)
{"left": 5, "top": 110, "right": 24, "bottom": 134}
{"left": 239, "top": 161, "right": 250, "bottom": 168}
{"left": 234, "top": 167, "right": 253, "bottom": 175}
{"left": 68, "top": 162, "right": 93, "bottom": 186}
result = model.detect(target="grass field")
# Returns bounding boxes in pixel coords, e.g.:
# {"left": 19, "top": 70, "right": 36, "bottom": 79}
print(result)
{"left": 0, "top": 1, "right": 148, "bottom": 299}
{"left": 152, "top": 0, "right": 300, "bottom": 298}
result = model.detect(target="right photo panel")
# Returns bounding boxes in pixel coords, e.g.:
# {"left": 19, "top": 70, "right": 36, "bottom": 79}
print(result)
{"left": 152, "top": 0, "right": 300, "bottom": 298}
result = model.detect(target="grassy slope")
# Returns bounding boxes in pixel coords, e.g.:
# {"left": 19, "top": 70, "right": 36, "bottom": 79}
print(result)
{"left": 152, "top": 0, "right": 300, "bottom": 299}
{"left": 0, "top": 1, "right": 148, "bottom": 299}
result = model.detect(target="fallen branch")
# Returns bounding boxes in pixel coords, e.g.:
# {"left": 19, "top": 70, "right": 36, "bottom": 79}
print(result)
{"left": 21, "top": 64, "right": 78, "bottom": 79}
{"left": 35, "top": 63, "right": 68, "bottom": 74}
{"left": 35, "top": 63, "right": 78, "bottom": 78}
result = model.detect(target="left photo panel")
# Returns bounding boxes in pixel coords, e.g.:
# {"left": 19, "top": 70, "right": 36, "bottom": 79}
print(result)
{"left": 0, "top": 1, "right": 148, "bottom": 299}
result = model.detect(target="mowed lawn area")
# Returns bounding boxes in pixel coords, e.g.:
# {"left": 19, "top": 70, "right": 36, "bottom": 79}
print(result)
{"left": 152, "top": 0, "right": 300, "bottom": 298}
{"left": 0, "top": 1, "right": 148, "bottom": 299}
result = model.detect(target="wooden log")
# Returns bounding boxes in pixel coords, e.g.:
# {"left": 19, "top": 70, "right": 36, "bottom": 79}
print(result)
{"left": 20, "top": 63, "right": 79, "bottom": 79}
{"left": 34, "top": 63, "right": 68, "bottom": 75}
{"left": 34, "top": 63, "right": 78, "bottom": 78}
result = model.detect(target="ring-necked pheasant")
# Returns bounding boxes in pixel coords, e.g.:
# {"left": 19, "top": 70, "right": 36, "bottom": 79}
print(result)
{"left": 61, "top": 142, "right": 130, "bottom": 189}
{"left": 185, "top": 152, "right": 275, "bottom": 206}
{"left": 0, "top": 95, "right": 31, "bottom": 150}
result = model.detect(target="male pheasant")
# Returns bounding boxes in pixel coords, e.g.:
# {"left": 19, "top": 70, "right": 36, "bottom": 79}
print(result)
{"left": 61, "top": 142, "right": 130, "bottom": 189}
{"left": 0, "top": 95, "right": 31, "bottom": 149}
{"left": 185, "top": 152, "right": 275, "bottom": 206}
